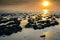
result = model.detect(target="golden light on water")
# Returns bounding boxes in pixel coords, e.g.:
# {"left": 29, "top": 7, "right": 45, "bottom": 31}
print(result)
{"left": 41, "top": 0, "right": 51, "bottom": 17}
{"left": 41, "top": 0, "right": 52, "bottom": 17}
{"left": 42, "top": 18, "right": 47, "bottom": 20}
{"left": 43, "top": 9, "right": 48, "bottom": 14}
{"left": 31, "top": 15, "right": 37, "bottom": 19}
{"left": 32, "top": 16, "right": 36, "bottom": 19}
{"left": 40, "top": 9, "right": 48, "bottom": 20}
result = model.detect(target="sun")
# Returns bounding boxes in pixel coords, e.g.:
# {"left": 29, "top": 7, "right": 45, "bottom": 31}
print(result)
{"left": 43, "top": 1, "right": 49, "bottom": 7}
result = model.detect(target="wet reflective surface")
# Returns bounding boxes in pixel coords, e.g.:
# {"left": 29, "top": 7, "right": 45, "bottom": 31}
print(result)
{"left": 0, "top": 18, "right": 60, "bottom": 40}
{"left": 0, "top": 11, "right": 60, "bottom": 40}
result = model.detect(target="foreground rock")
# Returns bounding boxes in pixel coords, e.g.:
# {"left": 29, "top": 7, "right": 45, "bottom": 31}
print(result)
{"left": 25, "top": 17, "right": 59, "bottom": 30}
{"left": 0, "top": 17, "right": 22, "bottom": 36}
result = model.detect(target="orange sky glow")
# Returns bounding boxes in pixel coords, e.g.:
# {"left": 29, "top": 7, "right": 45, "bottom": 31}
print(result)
{"left": 0, "top": 0, "right": 60, "bottom": 10}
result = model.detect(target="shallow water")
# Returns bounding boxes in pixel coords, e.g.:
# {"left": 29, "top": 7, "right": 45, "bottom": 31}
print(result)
{"left": 0, "top": 19, "right": 60, "bottom": 40}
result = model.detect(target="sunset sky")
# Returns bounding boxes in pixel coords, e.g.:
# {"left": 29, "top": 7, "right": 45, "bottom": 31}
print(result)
{"left": 0, "top": 0, "right": 60, "bottom": 10}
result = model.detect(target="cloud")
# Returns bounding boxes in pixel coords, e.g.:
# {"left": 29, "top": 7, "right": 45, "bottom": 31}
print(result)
{"left": 0, "top": 0, "right": 40, "bottom": 6}
{"left": 0, "top": 0, "right": 60, "bottom": 6}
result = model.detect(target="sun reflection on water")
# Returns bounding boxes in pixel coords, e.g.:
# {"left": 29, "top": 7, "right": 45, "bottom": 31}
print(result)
{"left": 43, "top": 9, "right": 48, "bottom": 14}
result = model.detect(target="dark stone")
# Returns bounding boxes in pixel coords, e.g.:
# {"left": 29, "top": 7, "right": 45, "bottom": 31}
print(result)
{"left": 40, "top": 35, "right": 46, "bottom": 37}
{"left": 0, "top": 17, "right": 22, "bottom": 36}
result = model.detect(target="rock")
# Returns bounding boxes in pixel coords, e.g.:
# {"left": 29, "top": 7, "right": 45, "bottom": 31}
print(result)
{"left": 40, "top": 35, "right": 46, "bottom": 37}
